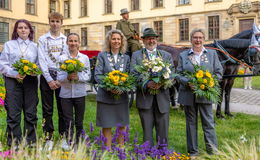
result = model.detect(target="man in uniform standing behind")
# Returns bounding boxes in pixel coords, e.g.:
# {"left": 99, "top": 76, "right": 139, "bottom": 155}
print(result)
{"left": 116, "top": 8, "right": 142, "bottom": 57}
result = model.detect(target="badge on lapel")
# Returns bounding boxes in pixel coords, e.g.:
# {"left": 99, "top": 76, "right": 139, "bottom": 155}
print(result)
{"left": 201, "top": 54, "right": 209, "bottom": 63}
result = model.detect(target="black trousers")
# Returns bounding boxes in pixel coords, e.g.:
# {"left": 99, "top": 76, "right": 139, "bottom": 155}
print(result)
{"left": 40, "top": 75, "right": 66, "bottom": 139}
{"left": 4, "top": 76, "right": 38, "bottom": 146}
{"left": 138, "top": 97, "right": 169, "bottom": 146}
{"left": 60, "top": 97, "right": 85, "bottom": 143}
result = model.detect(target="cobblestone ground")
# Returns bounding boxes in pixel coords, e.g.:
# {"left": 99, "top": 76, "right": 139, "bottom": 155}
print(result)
{"left": 230, "top": 88, "right": 260, "bottom": 106}
{"left": 218, "top": 88, "right": 260, "bottom": 115}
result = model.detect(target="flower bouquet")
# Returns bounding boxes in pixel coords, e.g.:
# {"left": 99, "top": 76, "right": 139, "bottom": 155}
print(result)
{"left": 59, "top": 59, "right": 86, "bottom": 82}
{"left": 184, "top": 64, "right": 221, "bottom": 103}
{"left": 59, "top": 59, "right": 85, "bottom": 74}
{"left": 12, "top": 58, "right": 42, "bottom": 82}
{"left": 135, "top": 57, "right": 174, "bottom": 95}
{"left": 99, "top": 70, "right": 136, "bottom": 99}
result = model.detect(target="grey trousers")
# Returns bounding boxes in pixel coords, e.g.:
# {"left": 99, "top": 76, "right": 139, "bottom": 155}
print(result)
{"left": 138, "top": 97, "right": 169, "bottom": 146}
{"left": 184, "top": 104, "right": 218, "bottom": 156}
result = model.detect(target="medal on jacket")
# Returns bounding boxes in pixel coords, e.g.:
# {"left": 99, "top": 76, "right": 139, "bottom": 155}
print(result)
{"left": 107, "top": 51, "right": 124, "bottom": 71}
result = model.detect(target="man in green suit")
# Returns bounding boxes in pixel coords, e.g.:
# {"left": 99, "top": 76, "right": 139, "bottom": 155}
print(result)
{"left": 116, "top": 8, "right": 142, "bottom": 57}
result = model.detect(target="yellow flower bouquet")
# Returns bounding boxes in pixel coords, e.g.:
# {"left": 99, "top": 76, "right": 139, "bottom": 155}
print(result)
{"left": 184, "top": 65, "right": 221, "bottom": 103}
{"left": 59, "top": 59, "right": 85, "bottom": 74}
{"left": 12, "top": 58, "right": 42, "bottom": 82}
{"left": 99, "top": 70, "right": 136, "bottom": 99}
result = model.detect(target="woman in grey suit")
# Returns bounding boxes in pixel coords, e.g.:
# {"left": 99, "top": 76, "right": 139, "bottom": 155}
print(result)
{"left": 94, "top": 29, "right": 130, "bottom": 149}
{"left": 176, "top": 29, "right": 223, "bottom": 159}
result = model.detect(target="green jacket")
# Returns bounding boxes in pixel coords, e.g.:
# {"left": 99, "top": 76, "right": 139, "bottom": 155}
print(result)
{"left": 116, "top": 19, "right": 137, "bottom": 40}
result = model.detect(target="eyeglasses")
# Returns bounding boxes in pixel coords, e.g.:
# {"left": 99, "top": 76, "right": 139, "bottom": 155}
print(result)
{"left": 192, "top": 36, "right": 204, "bottom": 40}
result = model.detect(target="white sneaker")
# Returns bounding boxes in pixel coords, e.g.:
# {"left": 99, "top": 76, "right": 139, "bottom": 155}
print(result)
{"left": 45, "top": 140, "right": 54, "bottom": 151}
{"left": 61, "top": 140, "right": 70, "bottom": 151}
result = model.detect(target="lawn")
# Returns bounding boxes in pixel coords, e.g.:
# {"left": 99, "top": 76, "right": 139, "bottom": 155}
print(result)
{"left": 233, "top": 76, "right": 260, "bottom": 89}
{"left": 0, "top": 93, "right": 259, "bottom": 155}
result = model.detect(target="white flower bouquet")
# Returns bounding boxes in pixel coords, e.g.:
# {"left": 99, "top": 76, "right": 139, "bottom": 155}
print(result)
{"left": 135, "top": 57, "right": 175, "bottom": 95}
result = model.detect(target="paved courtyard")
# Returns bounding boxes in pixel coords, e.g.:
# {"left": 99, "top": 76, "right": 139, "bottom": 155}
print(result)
{"left": 215, "top": 88, "right": 260, "bottom": 115}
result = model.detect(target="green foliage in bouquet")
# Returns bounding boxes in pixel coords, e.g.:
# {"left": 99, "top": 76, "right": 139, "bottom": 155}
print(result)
{"left": 99, "top": 70, "right": 136, "bottom": 99}
{"left": 184, "top": 64, "right": 221, "bottom": 103}
{"left": 59, "top": 59, "right": 85, "bottom": 74}
{"left": 12, "top": 59, "right": 42, "bottom": 76}
{"left": 135, "top": 57, "right": 175, "bottom": 95}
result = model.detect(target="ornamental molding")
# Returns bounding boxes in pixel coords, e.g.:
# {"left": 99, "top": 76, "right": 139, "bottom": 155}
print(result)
{"left": 227, "top": 1, "right": 260, "bottom": 15}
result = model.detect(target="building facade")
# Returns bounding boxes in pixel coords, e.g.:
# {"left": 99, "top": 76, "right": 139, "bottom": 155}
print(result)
{"left": 0, "top": 0, "right": 259, "bottom": 51}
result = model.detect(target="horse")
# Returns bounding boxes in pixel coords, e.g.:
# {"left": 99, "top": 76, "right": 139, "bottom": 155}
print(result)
{"left": 158, "top": 29, "right": 260, "bottom": 118}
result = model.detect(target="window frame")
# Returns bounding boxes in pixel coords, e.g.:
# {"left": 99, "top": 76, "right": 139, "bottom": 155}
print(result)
{"left": 0, "top": 22, "right": 9, "bottom": 44}
{"left": 25, "top": 0, "right": 36, "bottom": 15}
{"left": 208, "top": 15, "right": 220, "bottom": 40}
{"left": 80, "top": 0, "right": 88, "bottom": 17}
{"left": 64, "top": 0, "right": 71, "bottom": 18}
{"left": 104, "top": 0, "right": 112, "bottom": 14}
{"left": 49, "top": 0, "right": 56, "bottom": 13}
{"left": 178, "top": 0, "right": 190, "bottom": 5}
{"left": 130, "top": 0, "right": 140, "bottom": 11}
{"left": 104, "top": 25, "right": 112, "bottom": 37}
{"left": 153, "top": 0, "right": 163, "bottom": 8}
{"left": 153, "top": 20, "right": 163, "bottom": 42}
{"left": 81, "top": 27, "right": 88, "bottom": 47}
{"left": 0, "top": 0, "right": 10, "bottom": 10}
{"left": 179, "top": 18, "right": 189, "bottom": 41}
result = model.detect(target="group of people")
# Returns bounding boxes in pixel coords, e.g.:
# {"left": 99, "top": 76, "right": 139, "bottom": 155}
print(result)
{"left": 0, "top": 12, "right": 91, "bottom": 150}
{"left": 0, "top": 9, "right": 228, "bottom": 159}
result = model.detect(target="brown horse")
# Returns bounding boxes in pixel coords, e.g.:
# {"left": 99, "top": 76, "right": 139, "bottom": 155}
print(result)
{"left": 158, "top": 29, "right": 260, "bottom": 118}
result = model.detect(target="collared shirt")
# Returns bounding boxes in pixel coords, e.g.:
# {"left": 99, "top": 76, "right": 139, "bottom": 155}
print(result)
{"left": 146, "top": 48, "right": 157, "bottom": 60}
{"left": 38, "top": 31, "right": 68, "bottom": 82}
{"left": 0, "top": 38, "right": 38, "bottom": 78}
{"left": 189, "top": 47, "right": 207, "bottom": 65}
{"left": 57, "top": 51, "right": 91, "bottom": 98}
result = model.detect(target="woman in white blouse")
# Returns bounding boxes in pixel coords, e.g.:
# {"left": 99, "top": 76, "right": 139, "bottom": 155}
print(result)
{"left": 0, "top": 19, "right": 38, "bottom": 147}
{"left": 57, "top": 33, "right": 90, "bottom": 149}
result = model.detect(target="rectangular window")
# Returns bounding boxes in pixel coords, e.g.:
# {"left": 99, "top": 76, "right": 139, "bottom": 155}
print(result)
{"left": 81, "top": 28, "right": 88, "bottom": 46}
{"left": 132, "top": 23, "right": 139, "bottom": 34}
{"left": 178, "top": 0, "right": 190, "bottom": 5}
{"left": 32, "top": 26, "right": 36, "bottom": 42}
{"left": 154, "top": 21, "right": 163, "bottom": 42}
{"left": 0, "top": 0, "right": 9, "bottom": 9}
{"left": 81, "top": 0, "right": 87, "bottom": 17}
{"left": 179, "top": 18, "right": 189, "bottom": 41}
{"left": 153, "top": 0, "right": 163, "bottom": 8}
{"left": 104, "top": 25, "right": 112, "bottom": 36}
{"left": 131, "top": 0, "right": 139, "bottom": 11}
{"left": 64, "top": 0, "right": 70, "bottom": 18}
{"left": 208, "top": 16, "right": 219, "bottom": 40}
{"left": 64, "top": 29, "right": 70, "bottom": 36}
{"left": 26, "top": 0, "right": 36, "bottom": 15}
{"left": 50, "top": 0, "right": 56, "bottom": 13}
{"left": 0, "top": 22, "right": 9, "bottom": 43}
{"left": 104, "top": 0, "right": 112, "bottom": 14}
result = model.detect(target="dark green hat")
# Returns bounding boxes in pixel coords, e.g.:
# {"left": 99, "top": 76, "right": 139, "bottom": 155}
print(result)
{"left": 141, "top": 28, "right": 159, "bottom": 38}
